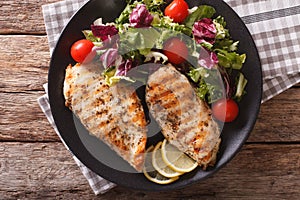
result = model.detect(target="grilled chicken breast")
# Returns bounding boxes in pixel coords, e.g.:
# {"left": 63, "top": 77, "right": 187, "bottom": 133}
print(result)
{"left": 146, "top": 64, "right": 221, "bottom": 169}
{"left": 64, "top": 63, "right": 147, "bottom": 172}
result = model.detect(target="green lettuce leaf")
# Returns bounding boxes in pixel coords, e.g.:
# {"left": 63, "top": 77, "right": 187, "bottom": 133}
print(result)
{"left": 216, "top": 49, "right": 246, "bottom": 70}
{"left": 82, "top": 30, "right": 102, "bottom": 43}
{"left": 152, "top": 16, "right": 189, "bottom": 34}
{"left": 188, "top": 67, "right": 225, "bottom": 104}
{"left": 142, "top": 0, "right": 165, "bottom": 12}
{"left": 115, "top": 1, "right": 138, "bottom": 25}
{"left": 102, "top": 66, "right": 135, "bottom": 86}
{"left": 213, "top": 39, "right": 239, "bottom": 52}
{"left": 119, "top": 27, "right": 161, "bottom": 56}
{"left": 213, "top": 16, "right": 229, "bottom": 39}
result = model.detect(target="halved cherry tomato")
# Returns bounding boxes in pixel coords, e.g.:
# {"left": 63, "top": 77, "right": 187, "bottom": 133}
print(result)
{"left": 164, "top": 0, "right": 189, "bottom": 23}
{"left": 70, "top": 39, "right": 95, "bottom": 63}
{"left": 212, "top": 98, "right": 239, "bottom": 122}
{"left": 163, "top": 37, "right": 188, "bottom": 64}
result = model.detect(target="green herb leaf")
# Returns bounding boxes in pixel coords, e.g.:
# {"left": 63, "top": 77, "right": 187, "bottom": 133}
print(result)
{"left": 82, "top": 30, "right": 102, "bottom": 43}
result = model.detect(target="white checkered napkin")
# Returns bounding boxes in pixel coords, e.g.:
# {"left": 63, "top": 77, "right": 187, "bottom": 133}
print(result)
{"left": 42, "top": 0, "right": 89, "bottom": 54}
{"left": 228, "top": 0, "right": 300, "bottom": 79}
{"left": 224, "top": 0, "right": 300, "bottom": 102}
{"left": 263, "top": 73, "right": 300, "bottom": 102}
{"left": 37, "top": 84, "right": 116, "bottom": 195}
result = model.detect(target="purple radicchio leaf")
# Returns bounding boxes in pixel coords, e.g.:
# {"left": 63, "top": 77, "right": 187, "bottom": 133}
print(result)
{"left": 129, "top": 4, "right": 153, "bottom": 28}
{"left": 116, "top": 59, "right": 137, "bottom": 76}
{"left": 198, "top": 46, "right": 218, "bottom": 69}
{"left": 91, "top": 24, "right": 119, "bottom": 41}
{"left": 192, "top": 18, "right": 217, "bottom": 44}
{"left": 99, "top": 48, "right": 122, "bottom": 69}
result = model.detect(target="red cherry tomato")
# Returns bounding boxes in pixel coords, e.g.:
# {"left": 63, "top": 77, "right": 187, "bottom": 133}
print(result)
{"left": 212, "top": 98, "right": 239, "bottom": 122}
{"left": 163, "top": 37, "right": 189, "bottom": 64}
{"left": 70, "top": 39, "right": 95, "bottom": 63}
{"left": 164, "top": 0, "right": 189, "bottom": 23}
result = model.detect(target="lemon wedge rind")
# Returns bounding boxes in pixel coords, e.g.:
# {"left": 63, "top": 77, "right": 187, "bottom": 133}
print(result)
{"left": 161, "top": 139, "right": 198, "bottom": 173}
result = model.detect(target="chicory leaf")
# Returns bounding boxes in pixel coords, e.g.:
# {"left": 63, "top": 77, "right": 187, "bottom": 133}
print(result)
{"left": 103, "top": 66, "right": 117, "bottom": 86}
{"left": 183, "top": 5, "right": 216, "bottom": 35}
{"left": 116, "top": 59, "right": 137, "bottom": 76}
{"left": 213, "top": 16, "right": 229, "bottom": 39}
{"left": 91, "top": 24, "right": 119, "bottom": 41}
{"left": 142, "top": 0, "right": 164, "bottom": 12}
{"left": 152, "top": 16, "right": 189, "bottom": 34}
{"left": 129, "top": 4, "right": 153, "bottom": 28}
{"left": 198, "top": 47, "right": 218, "bottom": 69}
{"left": 189, "top": 67, "right": 225, "bottom": 104}
{"left": 192, "top": 18, "right": 217, "bottom": 44}
{"left": 216, "top": 49, "right": 246, "bottom": 70}
{"left": 213, "top": 39, "right": 239, "bottom": 52}
{"left": 102, "top": 65, "right": 135, "bottom": 86}
{"left": 115, "top": 2, "right": 137, "bottom": 25}
{"left": 82, "top": 30, "right": 102, "bottom": 43}
{"left": 234, "top": 72, "right": 247, "bottom": 101}
{"left": 99, "top": 48, "right": 123, "bottom": 69}
{"left": 188, "top": 67, "right": 206, "bottom": 83}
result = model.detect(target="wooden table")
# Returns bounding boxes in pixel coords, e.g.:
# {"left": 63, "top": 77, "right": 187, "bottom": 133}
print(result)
{"left": 1, "top": 1, "right": 299, "bottom": 199}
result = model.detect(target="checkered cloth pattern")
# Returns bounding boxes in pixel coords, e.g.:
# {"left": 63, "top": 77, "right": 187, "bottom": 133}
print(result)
{"left": 225, "top": 0, "right": 300, "bottom": 102}
{"left": 39, "top": 0, "right": 300, "bottom": 195}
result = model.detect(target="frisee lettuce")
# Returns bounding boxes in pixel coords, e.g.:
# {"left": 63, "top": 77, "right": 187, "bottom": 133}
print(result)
{"left": 216, "top": 49, "right": 246, "bottom": 70}
{"left": 103, "top": 66, "right": 135, "bottom": 86}
{"left": 188, "top": 67, "right": 225, "bottom": 104}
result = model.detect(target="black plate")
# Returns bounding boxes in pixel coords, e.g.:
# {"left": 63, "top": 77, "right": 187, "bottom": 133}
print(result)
{"left": 48, "top": 0, "right": 262, "bottom": 191}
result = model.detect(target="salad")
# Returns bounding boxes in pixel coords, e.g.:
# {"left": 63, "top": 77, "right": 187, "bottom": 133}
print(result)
{"left": 70, "top": 0, "right": 247, "bottom": 123}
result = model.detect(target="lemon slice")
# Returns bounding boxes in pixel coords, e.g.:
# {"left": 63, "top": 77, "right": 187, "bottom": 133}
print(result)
{"left": 161, "top": 139, "right": 198, "bottom": 173}
{"left": 152, "top": 141, "right": 183, "bottom": 178}
{"left": 143, "top": 145, "right": 179, "bottom": 184}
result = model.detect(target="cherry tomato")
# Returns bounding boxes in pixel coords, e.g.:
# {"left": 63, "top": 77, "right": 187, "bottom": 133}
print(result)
{"left": 212, "top": 98, "right": 239, "bottom": 122}
{"left": 163, "top": 37, "right": 188, "bottom": 64}
{"left": 164, "top": 0, "right": 189, "bottom": 23}
{"left": 70, "top": 39, "right": 95, "bottom": 63}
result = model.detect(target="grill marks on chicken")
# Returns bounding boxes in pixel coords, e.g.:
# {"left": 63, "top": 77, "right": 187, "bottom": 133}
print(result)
{"left": 63, "top": 62, "right": 221, "bottom": 171}
{"left": 63, "top": 63, "right": 147, "bottom": 172}
{"left": 146, "top": 64, "right": 221, "bottom": 169}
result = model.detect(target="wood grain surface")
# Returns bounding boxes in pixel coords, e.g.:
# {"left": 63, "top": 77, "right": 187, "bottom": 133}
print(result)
{"left": 0, "top": 142, "right": 299, "bottom": 199}
{"left": 0, "top": 0, "right": 59, "bottom": 34}
{"left": 0, "top": 0, "right": 299, "bottom": 199}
